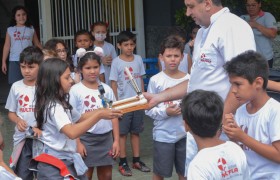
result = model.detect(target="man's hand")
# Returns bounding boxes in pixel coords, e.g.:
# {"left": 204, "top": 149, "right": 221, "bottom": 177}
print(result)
{"left": 143, "top": 92, "right": 160, "bottom": 109}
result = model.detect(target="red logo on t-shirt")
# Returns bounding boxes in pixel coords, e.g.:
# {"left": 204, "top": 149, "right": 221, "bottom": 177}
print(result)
{"left": 200, "top": 53, "right": 212, "bottom": 63}
{"left": 217, "top": 157, "right": 240, "bottom": 178}
{"left": 217, "top": 158, "right": 227, "bottom": 171}
{"left": 18, "top": 94, "right": 34, "bottom": 112}
{"left": 19, "top": 94, "right": 29, "bottom": 107}
{"left": 13, "top": 31, "right": 21, "bottom": 38}
{"left": 124, "top": 67, "right": 133, "bottom": 76}
{"left": 84, "top": 95, "right": 96, "bottom": 109}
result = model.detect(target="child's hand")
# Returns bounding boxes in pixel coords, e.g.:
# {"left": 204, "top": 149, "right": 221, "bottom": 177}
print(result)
{"left": 97, "top": 108, "right": 123, "bottom": 120}
{"left": 102, "top": 56, "right": 112, "bottom": 66}
{"left": 16, "top": 119, "right": 27, "bottom": 132}
{"left": 223, "top": 119, "right": 246, "bottom": 142}
{"left": 223, "top": 113, "right": 236, "bottom": 128}
{"left": 32, "top": 127, "right": 42, "bottom": 138}
{"left": 2, "top": 63, "right": 7, "bottom": 74}
{"left": 166, "top": 104, "right": 181, "bottom": 117}
{"left": 111, "top": 141, "right": 120, "bottom": 159}
{"left": 77, "top": 141, "right": 87, "bottom": 158}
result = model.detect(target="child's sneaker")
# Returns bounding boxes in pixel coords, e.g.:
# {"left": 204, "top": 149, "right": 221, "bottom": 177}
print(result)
{"left": 132, "top": 161, "right": 151, "bottom": 172}
{"left": 119, "top": 163, "right": 132, "bottom": 176}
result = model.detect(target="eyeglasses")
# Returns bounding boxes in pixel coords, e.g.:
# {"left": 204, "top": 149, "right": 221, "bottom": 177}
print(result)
{"left": 56, "top": 49, "right": 68, "bottom": 54}
{"left": 246, "top": 3, "right": 258, "bottom": 8}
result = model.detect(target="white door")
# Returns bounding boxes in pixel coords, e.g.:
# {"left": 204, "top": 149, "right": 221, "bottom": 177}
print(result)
{"left": 38, "top": 0, "right": 145, "bottom": 57}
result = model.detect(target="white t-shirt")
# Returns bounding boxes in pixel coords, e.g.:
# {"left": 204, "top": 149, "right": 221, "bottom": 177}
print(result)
{"left": 188, "top": 141, "right": 249, "bottom": 180}
{"left": 94, "top": 41, "right": 117, "bottom": 85}
{"left": 235, "top": 98, "right": 280, "bottom": 179}
{"left": 145, "top": 71, "right": 189, "bottom": 143}
{"left": 8, "top": 26, "right": 34, "bottom": 61}
{"left": 69, "top": 82, "right": 114, "bottom": 134}
{"left": 188, "top": 8, "right": 256, "bottom": 101}
{"left": 40, "top": 103, "right": 81, "bottom": 156}
{"left": 185, "top": 7, "right": 256, "bottom": 177}
{"left": 109, "top": 55, "right": 146, "bottom": 100}
{"left": 5, "top": 80, "right": 36, "bottom": 145}
{"left": 0, "top": 166, "right": 22, "bottom": 180}
{"left": 160, "top": 53, "right": 189, "bottom": 73}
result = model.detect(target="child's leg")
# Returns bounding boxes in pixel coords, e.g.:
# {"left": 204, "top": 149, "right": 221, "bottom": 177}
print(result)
{"left": 86, "top": 167, "right": 94, "bottom": 180}
{"left": 175, "top": 137, "right": 187, "bottom": 180}
{"left": 120, "top": 135, "right": 128, "bottom": 158}
{"left": 97, "top": 165, "right": 112, "bottom": 180}
{"left": 130, "top": 110, "right": 150, "bottom": 172}
{"left": 153, "top": 173, "right": 164, "bottom": 180}
{"left": 130, "top": 133, "right": 140, "bottom": 157}
{"left": 119, "top": 113, "right": 133, "bottom": 176}
{"left": 14, "top": 139, "right": 34, "bottom": 179}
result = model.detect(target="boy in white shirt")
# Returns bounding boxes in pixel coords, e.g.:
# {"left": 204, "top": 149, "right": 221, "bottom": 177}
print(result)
{"left": 146, "top": 35, "right": 189, "bottom": 180}
{"left": 223, "top": 50, "right": 280, "bottom": 179}
{"left": 5, "top": 46, "right": 43, "bottom": 179}
{"left": 182, "top": 90, "right": 249, "bottom": 179}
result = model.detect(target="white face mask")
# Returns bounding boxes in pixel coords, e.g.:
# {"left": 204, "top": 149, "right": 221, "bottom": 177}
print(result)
{"left": 94, "top": 33, "right": 106, "bottom": 41}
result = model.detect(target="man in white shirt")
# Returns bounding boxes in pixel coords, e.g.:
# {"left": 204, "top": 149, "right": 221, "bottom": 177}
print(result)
{"left": 144, "top": 0, "right": 256, "bottom": 177}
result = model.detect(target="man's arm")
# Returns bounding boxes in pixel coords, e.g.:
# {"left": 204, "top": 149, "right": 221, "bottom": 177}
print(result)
{"left": 223, "top": 89, "right": 241, "bottom": 122}
{"left": 267, "top": 80, "right": 280, "bottom": 92}
{"left": 144, "top": 80, "right": 188, "bottom": 109}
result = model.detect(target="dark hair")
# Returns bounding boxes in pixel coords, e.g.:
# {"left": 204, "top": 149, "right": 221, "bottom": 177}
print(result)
{"left": 90, "top": 21, "right": 108, "bottom": 32}
{"left": 224, "top": 50, "right": 268, "bottom": 89}
{"left": 78, "top": 52, "right": 101, "bottom": 71}
{"left": 197, "top": 0, "right": 222, "bottom": 6}
{"left": 35, "top": 58, "right": 71, "bottom": 130}
{"left": 19, "top": 46, "right": 43, "bottom": 65}
{"left": 117, "top": 31, "right": 136, "bottom": 44}
{"left": 90, "top": 21, "right": 111, "bottom": 42}
{"left": 44, "top": 39, "right": 74, "bottom": 71}
{"left": 74, "top": 29, "right": 92, "bottom": 43}
{"left": 9, "top": 5, "right": 32, "bottom": 27}
{"left": 166, "top": 26, "right": 187, "bottom": 43}
{"left": 246, "top": 0, "right": 261, "bottom": 3}
{"left": 160, "top": 35, "right": 185, "bottom": 54}
{"left": 181, "top": 90, "right": 224, "bottom": 138}
{"left": 73, "top": 29, "right": 92, "bottom": 52}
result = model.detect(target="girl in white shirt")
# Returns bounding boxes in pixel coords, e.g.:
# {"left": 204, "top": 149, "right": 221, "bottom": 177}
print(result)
{"left": 70, "top": 50, "right": 120, "bottom": 180}
{"left": 34, "top": 58, "right": 121, "bottom": 179}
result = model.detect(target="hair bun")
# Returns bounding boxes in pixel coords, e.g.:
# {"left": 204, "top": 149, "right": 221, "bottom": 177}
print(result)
{"left": 93, "top": 47, "right": 104, "bottom": 57}
{"left": 76, "top": 48, "right": 87, "bottom": 58}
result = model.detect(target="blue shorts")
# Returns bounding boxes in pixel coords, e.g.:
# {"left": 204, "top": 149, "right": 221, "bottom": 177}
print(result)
{"left": 119, "top": 110, "right": 144, "bottom": 135}
{"left": 8, "top": 61, "right": 23, "bottom": 85}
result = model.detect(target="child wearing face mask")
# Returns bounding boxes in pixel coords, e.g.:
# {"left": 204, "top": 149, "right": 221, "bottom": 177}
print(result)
{"left": 91, "top": 21, "right": 117, "bottom": 85}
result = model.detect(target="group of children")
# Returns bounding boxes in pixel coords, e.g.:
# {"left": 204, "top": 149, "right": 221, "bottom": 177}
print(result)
{"left": 1, "top": 5, "right": 152, "bottom": 180}
{"left": 1, "top": 4, "right": 280, "bottom": 180}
